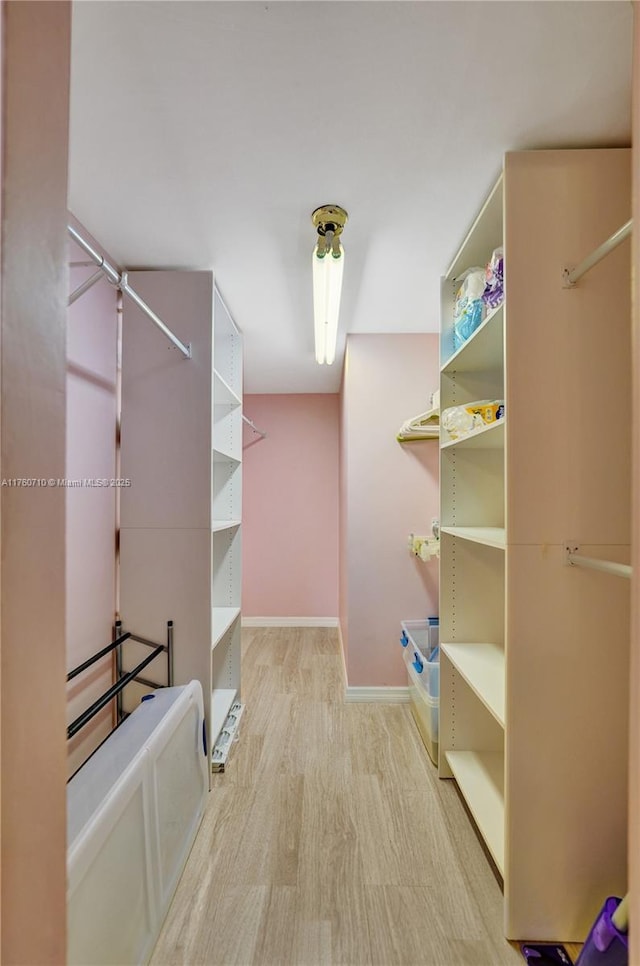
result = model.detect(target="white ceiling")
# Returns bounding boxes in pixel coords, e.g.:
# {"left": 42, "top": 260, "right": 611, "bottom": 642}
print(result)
{"left": 69, "top": 1, "right": 633, "bottom": 393}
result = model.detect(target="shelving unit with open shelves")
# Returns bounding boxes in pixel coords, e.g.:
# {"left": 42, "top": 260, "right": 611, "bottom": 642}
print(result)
{"left": 120, "top": 271, "right": 243, "bottom": 776}
{"left": 210, "top": 290, "right": 243, "bottom": 768}
{"left": 438, "top": 149, "right": 631, "bottom": 940}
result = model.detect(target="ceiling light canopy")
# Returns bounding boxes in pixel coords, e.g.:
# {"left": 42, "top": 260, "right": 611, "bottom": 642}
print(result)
{"left": 311, "top": 204, "right": 348, "bottom": 365}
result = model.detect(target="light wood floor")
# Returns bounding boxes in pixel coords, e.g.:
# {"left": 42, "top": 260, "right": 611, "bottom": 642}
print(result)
{"left": 151, "top": 628, "right": 561, "bottom": 965}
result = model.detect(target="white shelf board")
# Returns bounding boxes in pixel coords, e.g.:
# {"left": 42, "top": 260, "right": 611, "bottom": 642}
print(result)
{"left": 213, "top": 369, "right": 242, "bottom": 408}
{"left": 446, "top": 750, "right": 505, "bottom": 874}
{"left": 441, "top": 643, "right": 505, "bottom": 727}
{"left": 441, "top": 418, "right": 505, "bottom": 452}
{"left": 212, "top": 606, "right": 241, "bottom": 649}
{"left": 213, "top": 446, "right": 241, "bottom": 464}
{"left": 210, "top": 688, "right": 238, "bottom": 747}
{"left": 211, "top": 519, "right": 241, "bottom": 532}
{"left": 441, "top": 304, "right": 504, "bottom": 376}
{"left": 440, "top": 526, "right": 506, "bottom": 550}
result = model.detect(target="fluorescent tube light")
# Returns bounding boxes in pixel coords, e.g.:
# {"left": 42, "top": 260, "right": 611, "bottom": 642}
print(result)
{"left": 311, "top": 204, "right": 348, "bottom": 366}
{"left": 312, "top": 245, "right": 344, "bottom": 365}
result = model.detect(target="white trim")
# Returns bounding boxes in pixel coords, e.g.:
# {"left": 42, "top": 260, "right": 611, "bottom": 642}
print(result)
{"left": 345, "top": 686, "right": 410, "bottom": 704}
{"left": 241, "top": 616, "right": 339, "bottom": 628}
{"left": 337, "top": 621, "right": 348, "bottom": 690}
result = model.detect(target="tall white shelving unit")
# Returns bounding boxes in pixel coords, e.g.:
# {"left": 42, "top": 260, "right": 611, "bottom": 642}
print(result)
{"left": 210, "top": 290, "right": 243, "bottom": 768}
{"left": 439, "top": 149, "right": 631, "bottom": 940}
{"left": 439, "top": 176, "right": 507, "bottom": 877}
{"left": 120, "top": 272, "right": 243, "bottom": 774}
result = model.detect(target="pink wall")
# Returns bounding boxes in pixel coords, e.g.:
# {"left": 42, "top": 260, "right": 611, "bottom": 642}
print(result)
{"left": 242, "top": 394, "right": 339, "bottom": 618}
{"left": 66, "top": 232, "right": 118, "bottom": 775}
{"left": 0, "top": 3, "right": 70, "bottom": 961}
{"left": 340, "top": 334, "right": 440, "bottom": 687}
{"left": 339, "top": 372, "right": 349, "bottom": 661}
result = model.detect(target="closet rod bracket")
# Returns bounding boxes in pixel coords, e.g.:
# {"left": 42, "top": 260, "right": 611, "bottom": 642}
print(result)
{"left": 563, "top": 541, "right": 580, "bottom": 564}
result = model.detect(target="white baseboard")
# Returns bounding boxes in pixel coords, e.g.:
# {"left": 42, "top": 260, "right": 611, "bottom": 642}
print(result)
{"left": 345, "top": 686, "right": 410, "bottom": 704}
{"left": 337, "top": 622, "right": 348, "bottom": 689}
{"left": 241, "top": 617, "right": 339, "bottom": 628}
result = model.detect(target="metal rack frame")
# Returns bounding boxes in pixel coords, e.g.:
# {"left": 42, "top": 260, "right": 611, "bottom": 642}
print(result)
{"left": 66, "top": 620, "right": 174, "bottom": 740}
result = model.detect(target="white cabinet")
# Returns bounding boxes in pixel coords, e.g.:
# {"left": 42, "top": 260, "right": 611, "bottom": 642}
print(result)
{"left": 120, "top": 272, "right": 243, "bottom": 774}
{"left": 439, "top": 149, "right": 631, "bottom": 940}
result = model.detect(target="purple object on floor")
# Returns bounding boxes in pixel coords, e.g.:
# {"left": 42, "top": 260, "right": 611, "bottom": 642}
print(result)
{"left": 521, "top": 943, "right": 573, "bottom": 964}
{"left": 575, "top": 897, "right": 628, "bottom": 966}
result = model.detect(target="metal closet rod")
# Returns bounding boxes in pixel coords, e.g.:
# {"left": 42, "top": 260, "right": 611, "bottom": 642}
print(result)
{"left": 67, "top": 225, "right": 192, "bottom": 359}
{"left": 242, "top": 415, "right": 267, "bottom": 438}
{"left": 564, "top": 218, "right": 632, "bottom": 286}
{"left": 567, "top": 548, "right": 632, "bottom": 579}
{"left": 69, "top": 268, "right": 104, "bottom": 305}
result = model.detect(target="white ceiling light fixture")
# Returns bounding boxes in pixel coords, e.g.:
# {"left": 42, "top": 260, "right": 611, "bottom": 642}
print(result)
{"left": 311, "top": 205, "right": 348, "bottom": 365}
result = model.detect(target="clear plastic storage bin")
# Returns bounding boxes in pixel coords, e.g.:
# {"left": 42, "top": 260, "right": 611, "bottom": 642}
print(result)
{"left": 407, "top": 662, "right": 439, "bottom": 764}
{"left": 400, "top": 618, "right": 439, "bottom": 698}
{"left": 400, "top": 618, "right": 439, "bottom": 764}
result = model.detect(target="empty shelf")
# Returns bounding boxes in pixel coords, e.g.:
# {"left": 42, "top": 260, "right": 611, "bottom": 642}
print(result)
{"left": 446, "top": 750, "right": 504, "bottom": 874}
{"left": 213, "top": 369, "right": 242, "bottom": 407}
{"left": 440, "top": 526, "right": 505, "bottom": 550}
{"left": 212, "top": 607, "right": 241, "bottom": 649}
{"left": 213, "top": 447, "right": 241, "bottom": 464}
{"left": 212, "top": 519, "right": 241, "bottom": 532}
{"left": 441, "top": 643, "right": 505, "bottom": 726}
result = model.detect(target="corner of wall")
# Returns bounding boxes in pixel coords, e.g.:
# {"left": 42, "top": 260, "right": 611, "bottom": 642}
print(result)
{"left": 1, "top": 2, "right": 71, "bottom": 962}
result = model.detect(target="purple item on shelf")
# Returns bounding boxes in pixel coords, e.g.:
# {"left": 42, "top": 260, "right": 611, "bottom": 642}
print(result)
{"left": 483, "top": 247, "right": 504, "bottom": 310}
{"left": 575, "top": 897, "right": 628, "bottom": 966}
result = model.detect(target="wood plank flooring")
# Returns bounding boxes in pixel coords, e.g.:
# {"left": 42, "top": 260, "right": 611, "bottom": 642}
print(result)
{"left": 150, "top": 628, "right": 562, "bottom": 965}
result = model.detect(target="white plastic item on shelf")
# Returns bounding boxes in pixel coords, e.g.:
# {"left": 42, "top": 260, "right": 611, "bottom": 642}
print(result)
{"left": 441, "top": 400, "right": 504, "bottom": 442}
{"left": 453, "top": 268, "right": 486, "bottom": 350}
